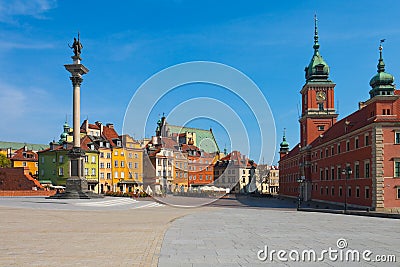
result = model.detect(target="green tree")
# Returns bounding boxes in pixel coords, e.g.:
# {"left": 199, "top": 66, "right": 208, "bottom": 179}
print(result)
{"left": 0, "top": 154, "right": 11, "bottom": 168}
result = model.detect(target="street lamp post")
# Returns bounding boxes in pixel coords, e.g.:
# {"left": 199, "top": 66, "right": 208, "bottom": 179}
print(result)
{"left": 297, "top": 176, "right": 305, "bottom": 209}
{"left": 341, "top": 166, "right": 352, "bottom": 213}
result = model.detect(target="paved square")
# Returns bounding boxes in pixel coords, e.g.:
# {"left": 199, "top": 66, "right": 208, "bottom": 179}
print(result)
{"left": 159, "top": 209, "right": 400, "bottom": 266}
{"left": 0, "top": 197, "right": 399, "bottom": 266}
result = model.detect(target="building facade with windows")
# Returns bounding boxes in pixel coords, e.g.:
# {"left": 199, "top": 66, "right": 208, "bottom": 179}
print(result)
{"left": 257, "top": 165, "right": 279, "bottom": 194}
{"left": 173, "top": 147, "right": 189, "bottom": 192}
{"left": 38, "top": 141, "right": 99, "bottom": 191}
{"left": 9, "top": 146, "right": 39, "bottom": 178}
{"left": 122, "top": 134, "right": 144, "bottom": 193}
{"left": 213, "top": 150, "right": 258, "bottom": 193}
{"left": 279, "top": 18, "right": 400, "bottom": 212}
{"left": 181, "top": 144, "right": 215, "bottom": 189}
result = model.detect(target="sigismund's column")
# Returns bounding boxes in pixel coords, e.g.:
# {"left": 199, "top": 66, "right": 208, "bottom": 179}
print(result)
{"left": 50, "top": 34, "right": 101, "bottom": 199}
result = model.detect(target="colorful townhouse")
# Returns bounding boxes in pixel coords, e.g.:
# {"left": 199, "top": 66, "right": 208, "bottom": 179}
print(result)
{"left": 38, "top": 140, "right": 99, "bottom": 190}
{"left": 0, "top": 141, "right": 48, "bottom": 178}
{"left": 9, "top": 146, "right": 39, "bottom": 178}
{"left": 145, "top": 136, "right": 176, "bottom": 194}
{"left": 173, "top": 147, "right": 189, "bottom": 192}
{"left": 257, "top": 164, "right": 279, "bottom": 194}
{"left": 181, "top": 143, "right": 215, "bottom": 189}
{"left": 122, "top": 134, "right": 144, "bottom": 193}
{"left": 213, "top": 150, "right": 258, "bottom": 193}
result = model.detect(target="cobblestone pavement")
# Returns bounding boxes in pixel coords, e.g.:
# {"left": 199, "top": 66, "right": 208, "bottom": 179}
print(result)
{"left": 1, "top": 196, "right": 399, "bottom": 266}
{"left": 0, "top": 205, "right": 207, "bottom": 267}
{"left": 159, "top": 208, "right": 400, "bottom": 267}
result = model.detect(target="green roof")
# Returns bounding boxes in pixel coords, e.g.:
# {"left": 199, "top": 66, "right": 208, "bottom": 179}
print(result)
{"left": 166, "top": 124, "right": 220, "bottom": 154}
{"left": 0, "top": 141, "right": 49, "bottom": 152}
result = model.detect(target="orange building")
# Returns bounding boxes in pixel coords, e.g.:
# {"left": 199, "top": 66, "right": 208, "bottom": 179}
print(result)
{"left": 182, "top": 144, "right": 214, "bottom": 188}
{"left": 9, "top": 146, "right": 39, "bottom": 178}
{"left": 279, "top": 19, "right": 400, "bottom": 212}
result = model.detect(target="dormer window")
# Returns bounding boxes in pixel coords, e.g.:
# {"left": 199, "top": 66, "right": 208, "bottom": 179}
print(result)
{"left": 316, "top": 65, "right": 324, "bottom": 73}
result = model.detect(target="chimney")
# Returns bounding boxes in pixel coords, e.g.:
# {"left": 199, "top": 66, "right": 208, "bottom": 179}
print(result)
{"left": 152, "top": 136, "right": 158, "bottom": 145}
{"left": 49, "top": 142, "right": 56, "bottom": 151}
{"left": 106, "top": 123, "right": 114, "bottom": 129}
{"left": 96, "top": 121, "right": 104, "bottom": 134}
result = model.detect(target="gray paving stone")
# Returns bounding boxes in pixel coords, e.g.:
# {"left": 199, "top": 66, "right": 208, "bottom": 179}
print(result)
{"left": 159, "top": 207, "right": 400, "bottom": 267}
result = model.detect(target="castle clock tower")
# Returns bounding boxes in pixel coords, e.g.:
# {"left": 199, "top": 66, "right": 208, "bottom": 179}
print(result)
{"left": 299, "top": 16, "right": 338, "bottom": 147}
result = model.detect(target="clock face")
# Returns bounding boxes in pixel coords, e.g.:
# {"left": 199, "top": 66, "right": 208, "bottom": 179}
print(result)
{"left": 316, "top": 91, "right": 326, "bottom": 101}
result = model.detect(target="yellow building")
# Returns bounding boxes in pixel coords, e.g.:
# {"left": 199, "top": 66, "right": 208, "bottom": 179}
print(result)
{"left": 0, "top": 142, "right": 48, "bottom": 178}
{"left": 122, "top": 135, "right": 144, "bottom": 193}
{"left": 78, "top": 120, "right": 145, "bottom": 193}
{"left": 10, "top": 146, "right": 39, "bottom": 177}
{"left": 98, "top": 145, "right": 113, "bottom": 193}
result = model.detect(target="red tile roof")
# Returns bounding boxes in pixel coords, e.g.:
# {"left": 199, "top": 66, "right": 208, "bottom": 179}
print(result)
{"left": 309, "top": 105, "right": 373, "bottom": 148}
{"left": 219, "top": 150, "right": 254, "bottom": 167}
{"left": 88, "top": 123, "right": 100, "bottom": 130}
{"left": 10, "top": 147, "right": 38, "bottom": 162}
{"left": 102, "top": 125, "right": 120, "bottom": 146}
{"left": 80, "top": 135, "right": 94, "bottom": 151}
{"left": 181, "top": 144, "right": 200, "bottom": 151}
{"left": 160, "top": 137, "right": 178, "bottom": 149}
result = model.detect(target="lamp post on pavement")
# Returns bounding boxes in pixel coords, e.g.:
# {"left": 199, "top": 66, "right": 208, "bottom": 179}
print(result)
{"left": 297, "top": 176, "right": 305, "bottom": 210}
{"left": 341, "top": 166, "right": 352, "bottom": 213}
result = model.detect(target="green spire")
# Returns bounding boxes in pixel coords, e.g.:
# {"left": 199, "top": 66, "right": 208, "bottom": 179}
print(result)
{"left": 304, "top": 15, "right": 330, "bottom": 82}
{"left": 313, "top": 14, "right": 320, "bottom": 54}
{"left": 369, "top": 40, "right": 395, "bottom": 98}
{"left": 59, "top": 119, "right": 70, "bottom": 144}
{"left": 377, "top": 42, "right": 385, "bottom": 72}
{"left": 280, "top": 128, "right": 289, "bottom": 152}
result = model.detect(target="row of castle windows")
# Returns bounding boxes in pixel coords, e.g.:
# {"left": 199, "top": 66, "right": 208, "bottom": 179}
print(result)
{"left": 312, "top": 133, "right": 370, "bottom": 160}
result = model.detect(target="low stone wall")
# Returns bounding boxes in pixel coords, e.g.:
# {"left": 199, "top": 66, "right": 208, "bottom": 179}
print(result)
{"left": 0, "top": 190, "right": 56, "bottom": 197}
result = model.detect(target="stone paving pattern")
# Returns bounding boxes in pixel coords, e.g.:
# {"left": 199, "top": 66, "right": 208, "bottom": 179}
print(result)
{"left": 160, "top": 208, "right": 400, "bottom": 266}
{"left": 0, "top": 205, "right": 202, "bottom": 267}
{"left": 0, "top": 196, "right": 399, "bottom": 266}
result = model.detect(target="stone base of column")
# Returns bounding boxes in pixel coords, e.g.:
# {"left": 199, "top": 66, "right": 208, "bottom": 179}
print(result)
{"left": 48, "top": 177, "right": 103, "bottom": 199}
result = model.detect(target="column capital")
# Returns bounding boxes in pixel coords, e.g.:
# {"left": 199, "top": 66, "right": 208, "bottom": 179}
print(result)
{"left": 70, "top": 76, "right": 83, "bottom": 87}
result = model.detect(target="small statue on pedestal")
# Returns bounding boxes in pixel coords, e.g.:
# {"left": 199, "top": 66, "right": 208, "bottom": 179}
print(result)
{"left": 69, "top": 32, "right": 83, "bottom": 58}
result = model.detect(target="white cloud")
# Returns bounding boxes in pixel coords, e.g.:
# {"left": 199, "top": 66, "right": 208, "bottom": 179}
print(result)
{"left": 0, "top": 40, "right": 54, "bottom": 50}
{"left": 0, "top": 0, "right": 57, "bottom": 23}
{"left": 0, "top": 84, "right": 26, "bottom": 118}
{"left": 0, "top": 82, "right": 70, "bottom": 143}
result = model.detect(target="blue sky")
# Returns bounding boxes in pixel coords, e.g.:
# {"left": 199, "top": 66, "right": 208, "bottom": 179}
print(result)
{"left": 1, "top": 0, "right": 400, "bottom": 164}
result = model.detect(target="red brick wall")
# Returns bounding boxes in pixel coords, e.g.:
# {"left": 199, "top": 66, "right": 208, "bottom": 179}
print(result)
{"left": 382, "top": 127, "right": 400, "bottom": 208}
{"left": 309, "top": 128, "right": 374, "bottom": 207}
{"left": 0, "top": 190, "right": 56, "bottom": 196}
{"left": 279, "top": 153, "right": 301, "bottom": 197}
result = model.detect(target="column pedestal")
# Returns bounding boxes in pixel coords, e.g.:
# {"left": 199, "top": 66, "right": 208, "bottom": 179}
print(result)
{"left": 49, "top": 148, "right": 103, "bottom": 199}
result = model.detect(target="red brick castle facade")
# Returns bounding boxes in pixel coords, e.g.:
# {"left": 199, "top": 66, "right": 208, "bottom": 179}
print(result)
{"left": 279, "top": 17, "right": 400, "bottom": 212}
